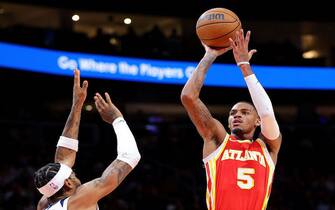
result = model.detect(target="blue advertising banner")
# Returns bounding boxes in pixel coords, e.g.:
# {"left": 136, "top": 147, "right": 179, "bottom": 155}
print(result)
{"left": 1, "top": 42, "right": 335, "bottom": 90}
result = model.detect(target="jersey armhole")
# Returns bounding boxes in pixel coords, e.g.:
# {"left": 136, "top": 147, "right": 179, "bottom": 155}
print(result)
{"left": 256, "top": 139, "right": 275, "bottom": 171}
{"left": 202, "top": 134, "right": 230, "bottom": 163}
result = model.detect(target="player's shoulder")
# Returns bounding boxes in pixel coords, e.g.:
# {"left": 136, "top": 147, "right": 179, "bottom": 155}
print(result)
{"left": 258, "top": 133, "right": 282, "bottom": 152}
{"left": 37, "top": 196, "right": 49, "bottom": 210}
{"left": 47, "top": 197, "right": 69, "bottom": 210}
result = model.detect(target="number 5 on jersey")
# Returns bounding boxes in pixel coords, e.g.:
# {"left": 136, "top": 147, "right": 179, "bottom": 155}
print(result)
{"left": 237, "top": 168, "right": 255, "bottom": 189}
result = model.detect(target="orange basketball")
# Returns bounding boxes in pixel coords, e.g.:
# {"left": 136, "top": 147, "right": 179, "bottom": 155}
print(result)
{"left": 196, "top": 8, "right": 241, "bottom": 48}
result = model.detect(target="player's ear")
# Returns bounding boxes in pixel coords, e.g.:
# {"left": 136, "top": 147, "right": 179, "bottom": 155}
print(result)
{"left": 227, "top": 118, "right": 231, "bottom": 130}
{"left": 255, "top": 116, "right": 261, "bottom": 127}
{"left": 64, "top": 179, "right": 71, "bottom": 188}
{"left": 64, "top": 177, "right": 75, "bottom": 190}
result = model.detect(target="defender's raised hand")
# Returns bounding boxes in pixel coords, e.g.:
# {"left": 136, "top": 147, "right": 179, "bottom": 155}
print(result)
{"left": 94, "top": 92, "right": 122, "bottom": 124}
{"left": 73, "top": 69, "right": 88, "bottom": 107}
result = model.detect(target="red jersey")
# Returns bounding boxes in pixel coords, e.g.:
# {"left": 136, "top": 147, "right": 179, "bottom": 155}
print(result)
{"left": 203, "top": 134, "right": 275, "bottom": 210}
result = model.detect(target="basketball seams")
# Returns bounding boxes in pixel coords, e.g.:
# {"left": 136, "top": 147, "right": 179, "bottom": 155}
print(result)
{"left": 196, "top": 12, "right": 238, "bottom": 28}
{"left": 199, "top": 21, "right": 241, "bottom": 41}
{"left": 196, "top": 19, "right": 238, "bottom": 30}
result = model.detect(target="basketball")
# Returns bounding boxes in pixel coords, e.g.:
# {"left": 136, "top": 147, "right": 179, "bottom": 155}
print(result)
{"left": 196, "top": 8, "right": 241, "bottom": 48}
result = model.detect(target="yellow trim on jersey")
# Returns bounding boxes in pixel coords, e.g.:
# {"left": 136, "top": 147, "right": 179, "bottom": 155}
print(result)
{"left": 203, "top": 133, "right": 230, "bottom": 163}
{"left": 256, "top": 139, "right": 275, "bottom": 171}
{"left": 206, "top": 190, "right": 210, "bottom": 210}
{"left": 214, "top": 134, "right": 230, "bottom": 161}
{"left": 209, "top": 158, "right": 217, "bottom": 210}
{"left": 229, "top": 139, "right": 253, "bottom": 144}
{"left": 255, "top": 139, "right": 275, "bottom": 210}
{"left": 205, "top": 167, "right": 210, "bottom": 210}
{"left": 204, "top": 134, "right": 230, "bottom": 210}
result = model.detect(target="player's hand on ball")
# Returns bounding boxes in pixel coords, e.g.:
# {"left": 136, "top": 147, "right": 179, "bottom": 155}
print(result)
{"left": 202, "top": 42, "right": 232, "bottom": 57}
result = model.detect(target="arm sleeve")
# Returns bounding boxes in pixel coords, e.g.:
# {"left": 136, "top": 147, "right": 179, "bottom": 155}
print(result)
{"left": 112, "top": 117, "right": 141, "bottom": 168}
{"left": 244, "top": 74, "right": 280, "bottom": 140}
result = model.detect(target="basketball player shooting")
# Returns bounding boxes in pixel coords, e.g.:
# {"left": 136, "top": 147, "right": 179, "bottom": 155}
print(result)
{"left": 34, "top": 69, "right": 141, "bottom": 210}
{"left": 180, "top": 29, "right": 282, "bottom": 210}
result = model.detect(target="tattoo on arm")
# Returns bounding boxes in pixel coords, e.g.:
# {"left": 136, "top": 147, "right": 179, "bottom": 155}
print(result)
{"left": 55, "top": 147, "right": 75, "bottom": 164}
{"left": 195, "top": 102, "right": 214, "bottom": 125}
{"left": 102, "top": 160, "right": 132, "bottom": 186}
{"left": 55, "top": 108, "right": 81, "bottom": 165}
{"left": 181, "top": 54, "right": 218, "bottom": 140}
{"left": 67, "top": 160, "right": 132, "bottom": 205}
{"left": 186, "top": 99, "right": 217, "bottom": 140}
{"left": 193, "top": 55, "right": 216, "bottom": 93}
{"left": 62, "top": 109, "right": 81, "bottom": 138}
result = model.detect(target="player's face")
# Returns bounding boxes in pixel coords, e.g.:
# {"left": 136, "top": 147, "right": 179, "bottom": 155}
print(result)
{"left": 63, "top": 171, "right": 82, "bottom": 196}
{"left": 228, "top": 102, "right": 260, "bottom": 135}
{"left": 68, "top": 171, "right": 82, "bottom": 189}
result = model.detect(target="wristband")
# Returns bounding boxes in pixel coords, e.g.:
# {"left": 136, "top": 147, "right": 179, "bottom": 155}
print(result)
{"left": 237, "top": 61, "right": 250, "bottom": 66}
{"left": 56, "top": 136, "right": 78, "bottom": 151}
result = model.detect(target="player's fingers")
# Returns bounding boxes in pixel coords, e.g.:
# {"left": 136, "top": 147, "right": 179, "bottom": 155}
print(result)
{"left": 74, "top": 69, "right": 80, "bottom": 87}
{"left": 82, "top": 80, "right": 88, "bottom": 91}
{"left": 250, "top": 49, "right": 257, "bottom": 54}
{"left": 237, "top": 29, "right": 242, "bottom": 37}
{"left": 95, "top": 93, "right": 107, "bottom": 107}
{"left": 226, "top": 46, "right": 233, "bottom": 52}
{"left": 245, "top": 31, "right": 251, "bottom": 44}
{"left": 95, "top": 99, "right": 105, "bottom": 112}
{"left": 220, "top": 46, "right": 232, "bottom": 54}
{"left": 201, "top": 42, "right": 207, "bottom": 49}
{"left": 249, "top": 49, "right": 257, "bottom": 59}
{"left": 104, "top": 92, "right": 113, "bottom": 104}
{"left": 94, "top": 98, "right": 103, "bottom": 112}
{"left": 240, "top": 29, "right": 244, "bottom": 41}
{"left": 229, "top": 38, "right": 237, "bottom": 50}
{"left": 239, "top": 29, "right": 245, "bottom": 46}
{"left": 95, "top": 103, "right": 102, "bottom": 113}
{"left": 235, "top": 31, "right": 241, "bottom": 47}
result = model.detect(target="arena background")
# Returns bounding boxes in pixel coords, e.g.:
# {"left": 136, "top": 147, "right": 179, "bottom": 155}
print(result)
{"left": 1, "top": 0, "right": 335, "bottom": 209}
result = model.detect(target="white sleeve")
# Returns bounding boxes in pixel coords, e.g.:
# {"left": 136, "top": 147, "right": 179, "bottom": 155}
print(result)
{"left": 112, "top": 117, "right": 141, "bottom": 168}
{"left": 244, "top": 74, "right": 280, "bottom": 140}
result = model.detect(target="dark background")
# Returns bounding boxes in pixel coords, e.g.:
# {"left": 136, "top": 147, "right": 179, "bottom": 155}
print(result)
{"left": 1, "top": 0, "right": 334, "bottom": 21}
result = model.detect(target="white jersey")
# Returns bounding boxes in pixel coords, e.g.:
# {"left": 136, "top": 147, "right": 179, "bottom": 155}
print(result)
{"left": 45, "top": 197, "right": 99, "bottom": 210}
{"left": 45, "top": 198, "right": 69, "bottom": 210}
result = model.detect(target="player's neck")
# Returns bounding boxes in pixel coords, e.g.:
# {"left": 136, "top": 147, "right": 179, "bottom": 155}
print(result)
{"left": 231, "top": 133, "right": 254, "bottom": 140}
{"left": 48, "top": 194, "right": 69, "bottom": 206}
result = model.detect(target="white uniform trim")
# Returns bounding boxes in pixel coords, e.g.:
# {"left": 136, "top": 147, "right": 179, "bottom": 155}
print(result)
{"left": 203, "top": 134, "right": 230, "bottom": 163}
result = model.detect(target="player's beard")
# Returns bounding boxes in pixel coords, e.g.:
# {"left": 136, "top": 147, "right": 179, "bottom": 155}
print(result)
{"left": 232, "top": 127, "right": 243, "bottom": 136}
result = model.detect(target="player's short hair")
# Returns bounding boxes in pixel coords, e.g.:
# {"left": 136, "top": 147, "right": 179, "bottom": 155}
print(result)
{"left": 237, "top": 101, "right": 256, "bottom": 109}
{"left": 231, "top": 101, "right": 257, "bottom": 114}
{"left": 34, "top": 163, "right": 66, "bottom": 199}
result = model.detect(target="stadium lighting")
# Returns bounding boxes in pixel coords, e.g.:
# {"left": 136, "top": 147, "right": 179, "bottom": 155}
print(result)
{"left": 124, "top": 18, "right": 132, "bottom": 25}
{"left": 72, "top": 14, "right": 80, "bottom": 22}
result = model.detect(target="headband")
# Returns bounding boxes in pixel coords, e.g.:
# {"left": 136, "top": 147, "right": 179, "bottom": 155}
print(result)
{"left": 37, "top": 163, "right": 72, "bottom": 197}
